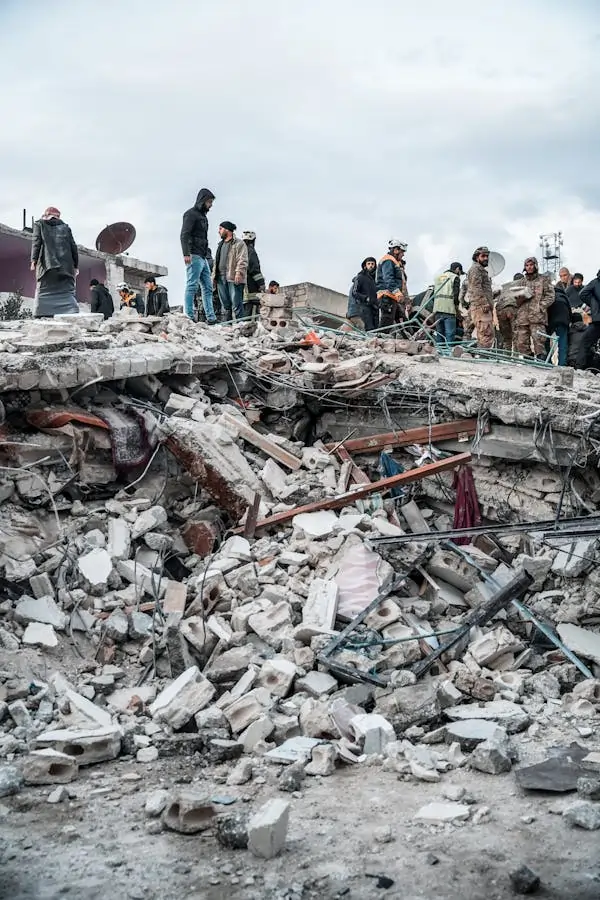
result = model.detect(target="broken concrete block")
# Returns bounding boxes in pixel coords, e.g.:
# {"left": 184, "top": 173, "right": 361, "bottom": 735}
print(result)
{"left": 22, "top": 622, "right": 58, "bottom": 648}
{"left": 445, "top": 720, "right": 506, "bottom": 752}
{"left": 415, "top": 802, "right": 470, "bottom": 824}
{"left": 77, "top": 548, "right": 113, "bottom": 591}
{"left": 35, "top": 727, "right": 121, "bottom": 766}
{"left": 350, "top": 713, "right": 395, "bottom": 755}
{"left": 470, "top": 738, "right": 512, "bottom": 774}
{"left": 131, "top": 505, "right": 168, "bottom": 539}
{"left": 65, "top": 689, "right": 113, "bottom": 728}
{"left": 178, "top": 616, "right": 217, "bottom": 665}
{"left": 22, "top": 749, "right": 78, "bottom": 785}
{"left": 576, "top": 776, "right": 600, "bottom": 800}
{"left": 305, "top": 743, "right": 336, "bottom": 776}
{"left": 216, "top": 812, "right": 249, "bottom": 849}
{"left": 104, "top": 609, "right": 129, "bottom": 643}
{"left": 469, "top": 626, "right": 524, "bottom": 667}
{"left": 149, "top": 666, "right": 216, "bottom": 730}
{"left": 224, "top": 562, "right": 260, "bottom": 596}
{"left": 29, "top": 572, "right": 55, "bottom": 600}
{"left": 223, "top": 689, "right": 271, "bottom": 735}
{"left": 248, "top": 602, "right": 292, "bottom": 649}
{"left": 145, "top": 789, "right": 169, "bottom": 817}
{"left": 563, "top": 802, "right": 600, "bottom": 831}
{"left": 248, "top": 798, "right": 290, "bottom": 859}
{"left": 556, "top": 623, "right": 600, "bottom": 667}
{"left": 47, "top": 785, "right": 69, "bottom": 804}
{"left": 409, "top": 760, "right": 441, "bottom": 783}
{"left": 227, "top": 758, "right": 254, "bottom": 786}
{"left": 295, "top": 671, "right": 338, "bottom": 698}
{"left": 552, "top": 539, "right": 598, "bottom": 578}
{"left": 163, "top": 580, "right": 187, "bottom": 623}
{"left": 265, "top": 736, "right": 322, "bottom": 765}
{"left": 293, "top": 510, "right": 338, "bottom": 538}
{"left": 258, "top": 657, "right": 296, "bottom": 698}
{"left": 15, "top": 595, "right": 67, "bottom": 631}
{"left": 220, "top": 535, "right": 252, "bottom": 561}
{"left": 117, "top": 559, "right": 165, "bottom": 598}
{"left": 0, "top": 766, "right": 23, "bottom": 798}
{"left": 444, "top": 700, "right": 530, "bottom": 733}
{"left": 294, "top": 578, "right": 338, "bottom": 643}
{"left": 205, "top": 644, "right": 256, "bottom": 683}
{"left": 9, "top": 700, "right": 32, "bottom": 728}
{"left": 162, "top": 792, "right": 216, "bottom": 834}
{"left": 299, "top": 699, "right": 335, "bottom": 739}
{"left": 128, "top": 611, "right": 153, "bottom": 641}
{"left": 137, "top": 746, "right": 159, "bottom": 763}
{"left": 239, "top": 715, "right": 275, "bottom": 752}
{"left": 107, "top": 518, "right": 131, "bottom": 560}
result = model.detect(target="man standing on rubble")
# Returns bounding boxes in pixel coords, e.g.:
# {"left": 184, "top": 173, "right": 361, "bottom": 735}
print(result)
{"left": 143, "top": 276, "right": 170, "bottom": 316}
{"left": 242, "top": 230, "right": 266, "bottom": 319}
{"left": 465, "top": 247, "right": 494, "bottom": 349}
{"left": 432, "top": 262, "right": 463, "bottom": 345}
{"left": 376, "top": 239, "right": 410, "bottom": 329}
{"left": 514, "top": 257, "right": 554, "bottom": 360}
{"left": 568, "top": 273, "right": 585, "bottom": 309}
{"left": 30, "top": 207, "right": 79, "bottom": 317}
{"left": 347, "top": 257, "right": 379, "bottom": 331}
{"left": 576, "top": 271, "right": 600, "bottom": 368}
{"left": 213, "top": 221, "right": 248, "bottom": 322}
{"left": 181, "top": 188, "right": 217, "bottom": 324}
{"left": 495, "top": 273, "right": 524, "bottom": 352}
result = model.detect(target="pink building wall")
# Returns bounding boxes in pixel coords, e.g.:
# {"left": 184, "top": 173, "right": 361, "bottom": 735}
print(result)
{"left": 0, "top": 252, "right": 106, "bottom": 302}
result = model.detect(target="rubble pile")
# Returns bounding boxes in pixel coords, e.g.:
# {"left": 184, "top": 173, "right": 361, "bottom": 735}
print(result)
{"left": 1, "top": 309, "right": 600, "bottom": 848}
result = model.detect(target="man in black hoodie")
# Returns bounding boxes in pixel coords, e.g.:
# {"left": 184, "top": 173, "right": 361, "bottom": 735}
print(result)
{"left": 576, "top": 271, "right": 600, "bottom": 369}
{"left": 347, "top": 257, "right": 379, "bottom": 331}
{"left": 89, "top": 278, "right": 114, "bottom": 319}
{"left": 180, "top": 188, "right": 216, "bottom": 323}
{"left": 143, "top": 276, "right": 170, "bottom": 317}
{"left": 547, "top": 280, "right": 571, "bottom": 365}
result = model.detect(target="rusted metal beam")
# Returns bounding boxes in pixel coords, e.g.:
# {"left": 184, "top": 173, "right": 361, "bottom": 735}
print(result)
{"left": 336, "top": 446, "right": 371, "bottom": 486}
{"left": 243, "top": 492, "right": 261, "bottom": 540}
{"left": 240, "top": 452, "right": 472, "bottom": 533}
{"left": 323, "top": 418, "right": 480, "bottom": 454}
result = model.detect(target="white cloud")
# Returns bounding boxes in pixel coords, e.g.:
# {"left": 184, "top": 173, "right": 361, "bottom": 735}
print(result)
{"left": 0, "top": 0, "right": 598, "bottom": 304}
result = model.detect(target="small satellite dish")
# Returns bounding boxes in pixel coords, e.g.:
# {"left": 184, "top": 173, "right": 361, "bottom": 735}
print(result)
{"left": 488, "top": 251, "right": 506, "bottom": 279}
{"left": 95, "top": 222, "right": 136, "bottom": 255}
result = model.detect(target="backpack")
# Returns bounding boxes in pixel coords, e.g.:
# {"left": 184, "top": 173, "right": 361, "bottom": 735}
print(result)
{"left": 347, "top": 276, "right": 362, "bottom": 317}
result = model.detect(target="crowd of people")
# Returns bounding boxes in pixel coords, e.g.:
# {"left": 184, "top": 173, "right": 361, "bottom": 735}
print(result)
{"left": 345, "top": 240, "right": 600, "bottom": 370}
{"left": 26, "top": 203, "right": 600, "bottom": 371}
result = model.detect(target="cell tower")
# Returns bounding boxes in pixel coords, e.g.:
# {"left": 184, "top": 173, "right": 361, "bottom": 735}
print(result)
{"left": 538, "top": 232, "right": 563, "bottom": 277}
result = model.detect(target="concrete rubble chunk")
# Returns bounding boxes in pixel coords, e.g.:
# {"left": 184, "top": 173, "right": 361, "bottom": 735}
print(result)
{"left": 552, "top": 538, "right": 598, "bottom": 578}
{"left": 128, "top": 611, "right": 153, "bottom": 641}
{"left": 0, "top": 766, "right": 23, "bottom": 798}
{"left": 104, "top": 609, "right": 129, "bottom": 643}
{"left": 470, "top": 738, "right": 512, "bottom": 774}
{"left": 248, "top": 798, "right": 290, "bottom": 859}
{"left": 257, "top": 657, "right": 296, "bottom": 698}
{"left": 223, "top": 689, "right": 271, "bottom": 735}
{"left": 9, "top": 700, "right": 32, "bottom": 728}
{"left": 145, "top": 789, "right": 169, "bottom": 818}
{"left": 23, "top": 748, "right": 79, "bottom": 784}
{"left": 350, "top": 713, "right": 395, "bottom": 756}
{"left": 29, "top": 572, "right": 55, "bottom": 600}
{"left": 293, "top": 510, "right": 338, "bottom": 538}
{"left": 296, "top": 670, "right": 338, "bottom": 698}
{"left": 107, "top": 518, "right": 131, "bottom": 560}
{"left": 22, "top": 622, "right": 58, "bottom": 648}
{"left": 131, "top": 505, "right": 168, "bottom": 539}
{"left": 294, "top": 578, "right": 338, "bottom": 643}
{"left": 149, "top": 666, "right": 216, "bottom": 729}
{"left": 563, "top": 802, "right": 600, "bottom": 831}
{"left": 469, "top": 625, "right": 524, "bottom": 667}
{"left": 509, "top": 866, "right": 541, "bottom": 895}
{"left": 205, "top": 644, "right": 255, "bottom": 683}
{"left": 216, "top": 812, "right": 249, "bottom": 849}
{"left": 35, "top": 727, "right": 121, "bottom": 766}
{"left": 556, "top": 623, "right": 600, "bottom": 666}
{"left": 227, "top": 758, "right": 254, "bottom": 786}
{"left": 265, "top": 736, "right": 322, "bottom": 765}
{"left": 415, "top": 802, "right": 470, "bottom": 824}
{"left": 248, "top": 602, "right": 292, "bottom": 648}
{"left": 445, "top": 720, "right": 507, "bottom": 752}
{"left": 15, "top": 595, "right": 67, "bottom": 631}
{"left": 444, "top": 701, "right": 530, "bottom": 733}
{"left": 162, "top": 791, "right": 216, "bottom": 834}
{"left": 77, "top": 548, "right": 113, "bottom": 590}
{"left": 305, "top": 743, "right": 336, "bottom": 776}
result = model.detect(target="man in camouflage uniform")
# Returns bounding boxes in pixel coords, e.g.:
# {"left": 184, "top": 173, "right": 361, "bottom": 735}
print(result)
{"left": 515, "top": 257, "right": 554, "bottom": 359}
{"left": 495, "top": 272, "right": 524, "bottom": 352}
{"left": 465, "top": 246, "right": 494, "bottom": 348}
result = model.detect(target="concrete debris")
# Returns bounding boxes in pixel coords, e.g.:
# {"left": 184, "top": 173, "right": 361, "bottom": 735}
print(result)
{"left": 149, "top": 666, "right": 216, "bottom": 729}
{"left": 247, "top": 798, "right": 290, "bottom": 859}
{"left": 0, "top": 765, "right": 23, "bottom": 797}
{"left": 35, "top": 727, "right": 122, "bottom": 766}
{"left": 21, "top": 749, "right": 79, "bottom": 785}
{"left": 414, "top": 802, "right": 470, "bottom": 824}
{"left": 509, "top": 866, "right": 541, "bottom": 895}
{"left": 562, "top": 802, "right": 600, "bottom": 831}
{"left": 162, "top": 791, "right": 215, "bottom": 833}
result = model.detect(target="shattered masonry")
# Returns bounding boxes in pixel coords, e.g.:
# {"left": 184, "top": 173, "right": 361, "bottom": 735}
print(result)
{"left": 1, "top": 305, "right": 600, "bottom": 858}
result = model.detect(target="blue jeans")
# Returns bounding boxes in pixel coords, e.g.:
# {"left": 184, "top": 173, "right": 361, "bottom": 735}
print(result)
{"left": 217, "top": 277, "right": 244, "bottom": 321}
{"left": 184, "top": 255, "right": 215, "bottom": 321}
{"left": 555, "top": 324, "right": 568, "bottom": 366}
{"left": 435, "top": 313, "right": 456, "bottom": 345}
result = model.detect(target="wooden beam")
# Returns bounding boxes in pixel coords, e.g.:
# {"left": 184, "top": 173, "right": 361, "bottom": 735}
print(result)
{"left": 239, "top": 452, "right": 472, "bottom": 533}
{"left": 336, "top": 446, "right": 371, "bottom": 486}
{"left": 323, "top": 418, "right": 480, "bottom": 454}
{"left": 221, "top": 413, "right": 302, "bottom": 471}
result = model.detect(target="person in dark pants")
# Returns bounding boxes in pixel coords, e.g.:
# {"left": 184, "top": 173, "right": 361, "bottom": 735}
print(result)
{"left": 432, "top": 262, "right": 463, "bottom": 346}
{"left": 347, "top": 257, "right": 379, "bottom": 331}
{"left": 376, "top": 239, "right": 410, "bottom": 329}
{"left": 30, "top": 207, "right": 79, "bottom": 317}
{"left": 89, "top": 278, "right": 114, "bottom": 319}
{"left": 576, "top": 270, "right": 600, "bottom": 369}
{"left": 547, "top": 280, "right": 571, "bottom": 365}
{"left": 143, "top": 276, "right": 170, "bottom": 316}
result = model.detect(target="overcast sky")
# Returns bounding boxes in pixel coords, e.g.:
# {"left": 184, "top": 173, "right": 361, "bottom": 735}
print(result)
{"left": 1, "top": 0, "right": 599, "bottom": 302}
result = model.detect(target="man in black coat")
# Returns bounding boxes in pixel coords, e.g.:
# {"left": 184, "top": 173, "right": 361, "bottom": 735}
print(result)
{"left": 547, "top": 281, "right": 571, "bottom": 365}
{"left": 89, "top": 278, "right": 114, "bottom": 319}
{"left": 347, "top": 257, "right": 379, "bottom": 331}
{"left": 242, "top": 230, "right": 266, "bottom": 319}
{"left": 143, "top": 276, "right": 169, "bottom": 317}
{"left": 180, "top": 188, "right": 216, "bottom": 322}
{"left": 576, "top": 271, "right": 600, "bottom": 369}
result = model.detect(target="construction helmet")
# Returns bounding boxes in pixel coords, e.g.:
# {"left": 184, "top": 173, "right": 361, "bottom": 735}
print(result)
{"left": 242, "top": 230, "right": 256, "bottom": 242}
{"left": 116, "top": 282, "right": 130, "bottom": 292}
{"left": 388, "top": 238, "right": 407, "bottom": 251}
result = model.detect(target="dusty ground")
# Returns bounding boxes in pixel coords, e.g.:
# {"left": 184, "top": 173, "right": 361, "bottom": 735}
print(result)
{"left": 1, "top": 750, "right": 598, "bottom": 900}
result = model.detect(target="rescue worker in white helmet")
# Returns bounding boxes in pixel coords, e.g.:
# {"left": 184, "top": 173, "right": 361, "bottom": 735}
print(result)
{"left": 375, "top": 238, "right": 410, "bottom": 329}
{"left": 242, "top": 230, "right": 266, "bottom": 319}
{"left": 117, "top": 282, "right": 144, "bottom": 315}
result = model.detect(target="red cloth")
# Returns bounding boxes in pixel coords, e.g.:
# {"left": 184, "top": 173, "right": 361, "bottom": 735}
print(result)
{"left": 452, "top": 465, "right": 482, "bottom": 544}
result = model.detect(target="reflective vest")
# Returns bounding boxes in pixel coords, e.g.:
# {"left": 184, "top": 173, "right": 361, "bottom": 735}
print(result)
{"left": 433, "top": 271, "right": 457, "bottom": 315}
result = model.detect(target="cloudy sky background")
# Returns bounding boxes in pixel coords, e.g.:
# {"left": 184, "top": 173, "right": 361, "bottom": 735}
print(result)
{"left": 0, "top": 0, "right": 598, "bottom": 302}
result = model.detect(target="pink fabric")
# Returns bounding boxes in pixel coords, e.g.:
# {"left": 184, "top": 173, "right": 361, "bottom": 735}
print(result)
{"left": 452, "top": 465, "right": 482, "bottom": 544}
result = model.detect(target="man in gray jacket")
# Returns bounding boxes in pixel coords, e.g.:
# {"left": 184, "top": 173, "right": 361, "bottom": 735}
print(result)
{"left": 213, "top": 221, "right": 248, "bottom": 322}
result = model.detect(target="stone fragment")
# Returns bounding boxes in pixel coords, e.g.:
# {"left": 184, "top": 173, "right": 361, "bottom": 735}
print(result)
{"left": 576, "top": 776, "right": 600, "bottom": 800}
{"left": 0, "top": 628, "right": 19, "bottom": 652}
{"left": 137, "top": 746, "right": 159, "bottom": 763}
{"left": 107, "top": 518, "right": 131, "bottom": 560}
{"left": 444, "top": 701, "right": 530, "bottom": 733}
{"left": 563, "top": 802, "right": 600, "bottom": 831}
{"left": 415, "top": 802, "right": 470, "bottom": 824}
{"left": 552, "top": 538, "right": 598, "bottom": 578}
{"left": 227, "top": 758, "right": 254, "bottom": 786}
{"left": 223, "top": 689, "right": 270, "bottom": 735}
{"left": 556, "top": 624, "right": 600, "bottom": 666}
{"left": 21, "top": 749, "right": 79, "bottom": 785}
{"left": 66, "top": 688, "right": 113, "bottom": 728}
{"left": 128, "top": 611, "right": 153, "bottom": 641}
{"left": 216, "top": 813, "right": 249, "bottom": 849}
{"left": 15, "top": 595, "right": 66, "bottom": 630}
{"left": 305, "top": 743, "right": 336, "bottom": 776}
{"left": 104, "top": 609, "right": 129, "bottom": 643}
{"left": 299, "top": 699, "right": 335, "bottom": 739}
{"left": 509, "top": 866, "right": 541, "bottom": 895}
{"left": 515, "top": 745, "right": 591, "bottom": 792}
{"left": 77, "top": 548, "right": 113, "bottom": 590}
{"left": 295, "top": 671, "right": 338, "bottom": 698}
{"left": 279, "top": 761, "right": 306, "bottom": 792}
{"left": 248, "top": 602, "right": 292, "bottom": 648}
{"left": 205, "top": 644, "right": 255, "bottom": 683}
{"left": 293, "top": 511, "right": 337, "bottom": 538}
{"left": 247, "top": 798, "right": 290, "bottom": 859}
{"left": 162, "top": 792, "right": 216, "bottom": 834}
{"left": 239, "top": 716, "right": 274, "bottom": 752}
{"left": 149, "top": 666, "right": 216, "bottom": 729}
{"left": 145, "top": 789, "right": 168, "bottom": 817}
{"left": 131, "top": 505, "right": 168, "bottom": 539}
{"left": 468, "top": 626, "right": 524, "bottom": 667}
{"left": 35, "top": 727, "right": 121, "bottom": 766}
{"left": 258, "top": 657, "right": 296, "bottom": 698}
{"left": 0, "top": 766, "right": 23, "bottom": 797}
{"left": 470, "top": 738, "right": 512, "bottom": 775}
{"left": 47, "top": 786, "right": 69, "bottom": 804}
{"left": 8, "top": 700, "right": 32, "bottom": 728}
{"left": 350, "top": 713, "right": 395, "bottom": 755}
{"left": 410, "top": 760, "right": 441, "bottom": 783}
{"left": 445, "top": 720, "right": 506, "bottom": 752}
{"left": 29, "top": 572, "right": 55, "bottom": 600}
{"left": 183, "top": 520, "right": 219, "bottom": 556}
{"left": 294, "top": 578, "right": 338, "bottom": 643}
{"left": 265, "top": 736, "right": 322, "bottom": 765}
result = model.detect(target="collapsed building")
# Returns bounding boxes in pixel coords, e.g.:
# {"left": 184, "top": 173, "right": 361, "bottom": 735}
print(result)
{"left": 1, "top": 305, "right": 600, "bottom": 853}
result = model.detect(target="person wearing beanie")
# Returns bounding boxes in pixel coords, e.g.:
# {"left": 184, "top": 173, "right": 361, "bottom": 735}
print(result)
{"left": 347, "top": 257, "right": 379, "bottom": 331}
{"left": 213, "top": 221, "right": 248, "bottom": 322}
{"left": 30, "top": 207, "right": 79, "bottom": 317}
{"left": 514, "top": 256, "right": 554, "bottom": 360}
{"left": 432, "top": 262, "right": 463, "bottom": 346}
{"left": 576, "top": 270, "right": 600, "bottom": 368}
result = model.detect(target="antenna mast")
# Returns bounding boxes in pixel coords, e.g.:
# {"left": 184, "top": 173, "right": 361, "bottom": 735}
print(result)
{"left": 538, "top": 231, "right": 563, "bottom": 277}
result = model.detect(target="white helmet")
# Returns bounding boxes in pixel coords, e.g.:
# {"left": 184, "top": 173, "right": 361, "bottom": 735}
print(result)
{"left": 242, "top": 230, "right": 256, "bottom": 242}
{"left": 388, "top": 238, "right": 407, "bottom": 251}
{"left": 117, "top": 282, "right": 130, "bottom": 292}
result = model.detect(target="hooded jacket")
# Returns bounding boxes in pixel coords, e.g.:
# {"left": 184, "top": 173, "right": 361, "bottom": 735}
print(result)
{"left": 90, "top": 283, "right": 114, "bottom": 319}
{"left": 348, "top": 262, "right": 377, "bottom": 317}
{"left": 31, "top": 217, "right": 78, "bottom": 279}
{"left": 567, "top": 283, "right": 584, "bottom": 308}
{"left": 548, "top": 282, "right": 572, "bottom": 330}
{"left": 246, "top": 245, "right": 265, "bottom": 294}
{"left": 180, "top": 188, "right": 215, "bottom": 258}
{"left": 145, "top": 285, "right": 169, "bottom": 317}
{"left": 580, "top": 276, "right": 600, "bottom": 323}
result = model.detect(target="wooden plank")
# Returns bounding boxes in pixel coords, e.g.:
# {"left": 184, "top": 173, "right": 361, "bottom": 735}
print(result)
{"left": 243, "top": 492, "right": 261, "bottom": 540}
{"left": 336, "top": 446, "right": 370, "bottom": 485}
{"left": 221, "top": 413, "right": 302, "bottom": 471}
{"left": 323, "top": 418, "right": 480, "bottom": 454}
{"left": 239, "top": 452, "right": 472, "bottom": 533}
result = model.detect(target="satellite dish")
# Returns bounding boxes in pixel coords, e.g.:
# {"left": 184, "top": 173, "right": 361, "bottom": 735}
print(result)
{"left": 488, "top": 251, "right": 506, "bottom": 279}
{"left": 95, "top": 222, "right": 136, "bottom": 255}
